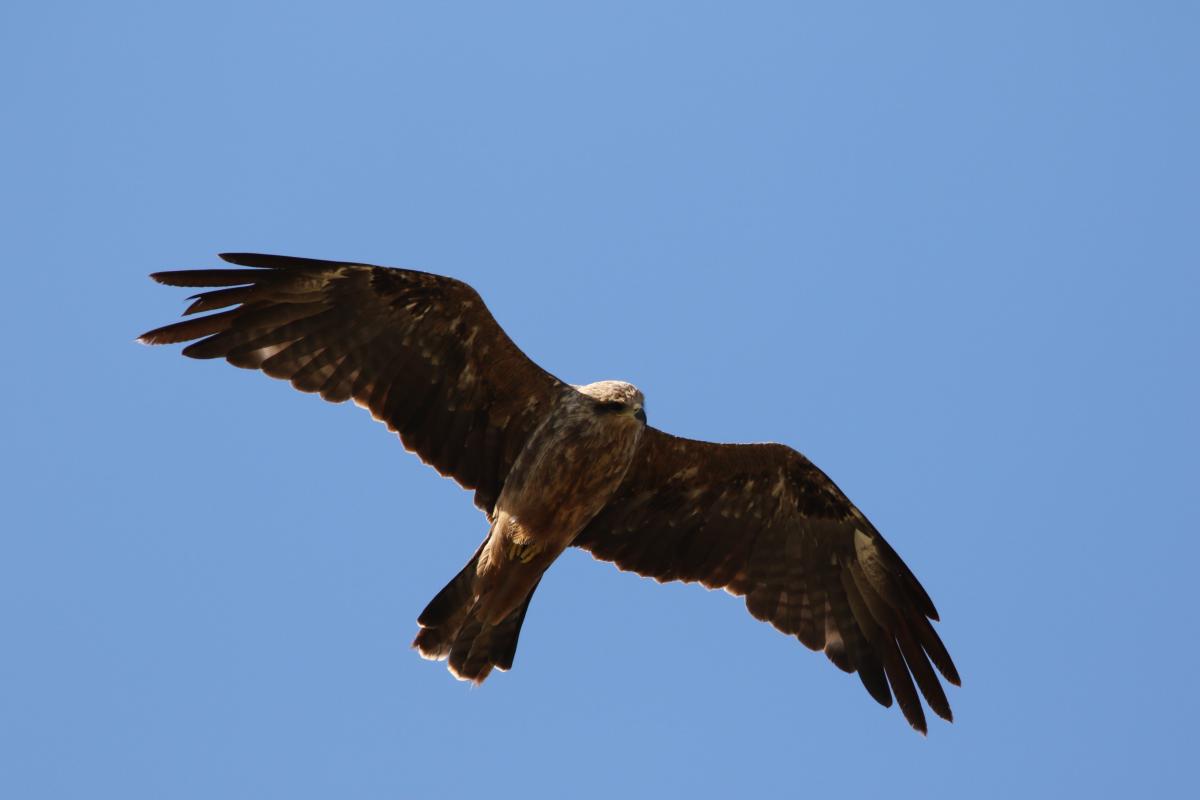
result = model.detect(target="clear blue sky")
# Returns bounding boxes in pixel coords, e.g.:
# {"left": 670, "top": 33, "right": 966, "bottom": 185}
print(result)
{"left": 3, "top": 2, "right": 1196, "bottom": 797}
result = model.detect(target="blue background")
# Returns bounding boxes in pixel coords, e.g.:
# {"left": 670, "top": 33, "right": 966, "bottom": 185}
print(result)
{"left": 3, "top": 2, "right": 1197, "bottom": 797}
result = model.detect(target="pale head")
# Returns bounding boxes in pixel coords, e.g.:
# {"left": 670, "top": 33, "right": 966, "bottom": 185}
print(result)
{"left": 576, "top": 380, "right": 647, "bottom": 424}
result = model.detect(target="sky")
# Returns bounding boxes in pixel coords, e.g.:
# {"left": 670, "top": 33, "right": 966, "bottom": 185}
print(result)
{"left": 2, "top": 2, "right": 1197, "bottom": 797}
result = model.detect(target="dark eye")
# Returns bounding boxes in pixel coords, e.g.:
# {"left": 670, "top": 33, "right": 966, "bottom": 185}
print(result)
{"left": 596, "top": 401, "right": 625, "bottom": 414}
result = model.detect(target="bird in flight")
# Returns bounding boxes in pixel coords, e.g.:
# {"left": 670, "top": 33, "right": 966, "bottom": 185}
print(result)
{"left": 140, "top": 253, "right": 960, "bottom": 733}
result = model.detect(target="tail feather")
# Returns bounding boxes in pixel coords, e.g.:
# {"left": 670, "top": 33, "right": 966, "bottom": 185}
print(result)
{"left": 417, "top": 546, "right": 482, "bottom": 629}
{"left": 448, "top": 581, "right": 540, "bottom": 682}
{"left": 493, "top": 583, "right": 537, "bottom": 671}
{"left": 413, "top": 548, "right": 539, "bottom": 683}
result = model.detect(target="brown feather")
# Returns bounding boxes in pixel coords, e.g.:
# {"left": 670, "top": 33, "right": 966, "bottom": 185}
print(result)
{"left": 184, "top": 286, "right": 261, "bottom": 315}
{"left": 896, "top": 622, "right": 952, "bottom": 722}
{"left": 880, "top": 639, "right": 926, "bottom": 734}
{"left": 219, "top": 252, "right": 349, "bottom": 270}
{"left": 149, "top": 268, "right": 268, "bottom": 287}
{"left": 138, "top": 307, "right": 244, "bottom": 345}
{"left": 839, "top": 564, "right": 893, "bottom": 708}
{"left": 913, "top": 615, "right": 961, "bottom": 686}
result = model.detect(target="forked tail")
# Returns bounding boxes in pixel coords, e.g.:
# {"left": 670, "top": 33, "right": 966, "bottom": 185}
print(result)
{"left": 412, "top": 547, "right": 539, "bottom": 683}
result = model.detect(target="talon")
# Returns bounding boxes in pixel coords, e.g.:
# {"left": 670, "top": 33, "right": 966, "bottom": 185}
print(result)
{"left": 507, "top": 539, "right": 540, "bottom": 563}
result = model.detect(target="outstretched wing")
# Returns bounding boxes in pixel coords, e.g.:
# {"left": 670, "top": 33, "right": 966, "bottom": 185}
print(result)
{"left": 573, "top": 427, "right": 959, "bottom": 733}
{"left": 140, "top": 253, "right": 568, "bottom": 514}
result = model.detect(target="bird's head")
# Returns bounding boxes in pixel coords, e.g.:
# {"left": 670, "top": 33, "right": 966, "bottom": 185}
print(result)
{"left": 577, "top": 380, "right": 647, "bottom": 425}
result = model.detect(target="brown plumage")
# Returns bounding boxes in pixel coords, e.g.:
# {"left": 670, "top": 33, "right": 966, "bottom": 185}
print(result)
{"left": 140, "top": 253, "right": 959, "bottom": 733}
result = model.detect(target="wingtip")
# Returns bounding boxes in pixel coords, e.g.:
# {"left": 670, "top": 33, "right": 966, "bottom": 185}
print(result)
{"left": 218, "top": 252, "right": 286, "bottom": 267}
{"left": 939, "top": 654, "right": 962, "bottom": 687}
{"left": 902, "top": 708, "right": 929, "bottom": 736}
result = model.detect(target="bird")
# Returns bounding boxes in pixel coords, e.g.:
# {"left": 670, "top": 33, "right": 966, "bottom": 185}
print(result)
{"left": 140, "top": 252, "right": 960, "bottom": 733}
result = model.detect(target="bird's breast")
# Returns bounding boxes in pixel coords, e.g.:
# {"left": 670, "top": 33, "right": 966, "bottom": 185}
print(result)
{"left": 495, "top": 408, "right": 643, "bottom": 542}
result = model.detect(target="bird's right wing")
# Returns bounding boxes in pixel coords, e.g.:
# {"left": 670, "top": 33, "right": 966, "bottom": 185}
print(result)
{"left": 140, "top": 253, "right": 569, "bottom": 514}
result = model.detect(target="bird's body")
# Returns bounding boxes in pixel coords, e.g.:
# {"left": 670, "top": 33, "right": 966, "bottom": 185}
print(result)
{"left": 412, "top": 380, "right": 646, "bottom": 679}
{"left": 477, "top": 381, "right": 646, "bottom": 621}
{"left": 141, "top": 253, "right": 960, "bottom": 733}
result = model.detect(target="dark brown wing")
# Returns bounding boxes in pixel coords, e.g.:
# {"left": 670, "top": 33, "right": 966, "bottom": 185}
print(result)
{"left": 574, "top": 427, "right": 959, "bottom": 733}
{"left": 140, "top": 253, "right": 568, "bottom": 514}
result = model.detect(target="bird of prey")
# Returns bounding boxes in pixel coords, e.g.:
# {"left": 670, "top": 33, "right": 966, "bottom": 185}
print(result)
{"left": 140, "top": 253, "right": 959, "bottom": 733}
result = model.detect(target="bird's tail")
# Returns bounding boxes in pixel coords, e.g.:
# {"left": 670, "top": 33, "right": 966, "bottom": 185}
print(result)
{"left": 412, "top": 547, "right": 539, "bottom": 684}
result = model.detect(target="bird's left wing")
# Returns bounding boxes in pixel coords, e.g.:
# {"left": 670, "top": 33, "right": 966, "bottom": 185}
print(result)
{"left": 140, "top": 253, "right": 568, "bottom": 514}
{"left": 573, "top": 427, "right": 959, "bottom": 733}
